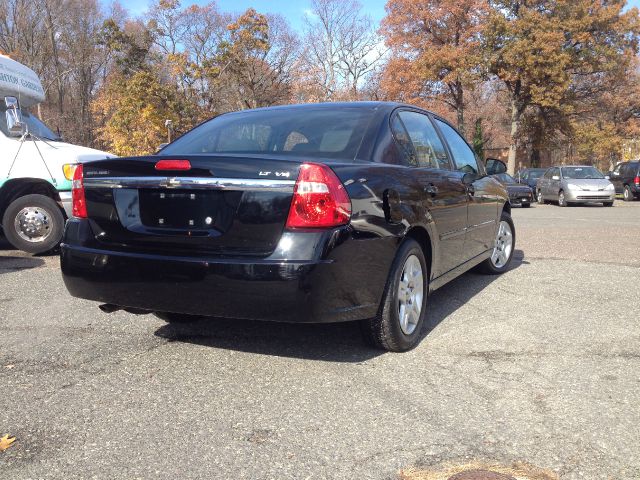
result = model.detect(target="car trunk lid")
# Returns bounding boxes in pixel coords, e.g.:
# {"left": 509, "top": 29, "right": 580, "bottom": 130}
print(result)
{"left": 82, "top": 154, "right": 301, "bottom": 257}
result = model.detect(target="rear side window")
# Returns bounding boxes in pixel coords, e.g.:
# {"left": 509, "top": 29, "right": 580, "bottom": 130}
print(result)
{"left": 624, "top": 162, "right": 640, "bottom": 176}
{"left": 392, "top": 111, "right": 451, "bottom": 169}
{"left": 162, "top": 107, "right": 376, "bottom": 160}
{"left": 434, "top": 119, "right": 480, "bottom": 174}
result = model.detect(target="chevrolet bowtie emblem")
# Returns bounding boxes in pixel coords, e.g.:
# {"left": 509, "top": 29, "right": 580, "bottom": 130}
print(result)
{"left": 161, "top": 177, "right": 181, "bottom": 188}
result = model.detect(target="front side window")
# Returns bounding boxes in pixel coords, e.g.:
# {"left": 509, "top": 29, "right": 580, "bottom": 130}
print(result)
{"left": 161, "top": 107, "right": 376, "bottom": 160}
{"left": 435, "top": 119, "right": 480, "bottom": 174}
{"left": 394, "top": 111, "right": 451, "bottom": 169}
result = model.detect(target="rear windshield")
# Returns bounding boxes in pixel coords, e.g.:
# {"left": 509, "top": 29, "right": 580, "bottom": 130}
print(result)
{"left": 494, "top": 173, "right": 517, "bottom": 184}
{"left": 161, "top": 107, "right": 376, "bottom": 160}
{"left": 561, "top": 166, "right": 604, "bottom": 179}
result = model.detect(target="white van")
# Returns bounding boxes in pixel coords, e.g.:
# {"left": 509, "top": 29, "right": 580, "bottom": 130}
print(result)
{"left": 0, "top": 54, "right": 114, "bottom": 253}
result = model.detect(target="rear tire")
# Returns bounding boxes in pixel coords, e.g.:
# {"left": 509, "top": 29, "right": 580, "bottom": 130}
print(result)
{"left": 603, "top": 201, "right": 614, "bottom": 207}
{"left": 522, "top": 203, "right": 531, "bottom": 208}
{"left": 537, "top": 190, "right": 545, "bottom": 204}
{"left": 477, "top": 211, "right": 516, "bottom": 275}
{"left": 360, "top": 238, "right": 428, "bottom": 352}
{"left": 1, "top": 194, "right": 64, "bottom": 254}
{"left": 154, "top": 312, "right": 203, "bottom": 323}
{"left": 623, "top": 185, "right": 634, "bottom": 202}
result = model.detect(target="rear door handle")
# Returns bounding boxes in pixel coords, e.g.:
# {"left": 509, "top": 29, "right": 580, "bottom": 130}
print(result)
{"left": 424, "top": 183, "right": 438, "bottom": 196}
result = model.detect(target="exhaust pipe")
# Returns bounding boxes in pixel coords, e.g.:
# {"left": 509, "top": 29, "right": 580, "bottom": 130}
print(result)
{"left": 99, "top": 304, "right": 122, "bottom": 313}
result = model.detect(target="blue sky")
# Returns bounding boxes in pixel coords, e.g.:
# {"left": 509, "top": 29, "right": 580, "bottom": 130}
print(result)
{"left": 118, "top": 0, "right": 387, "bottom": 28}
{"left": 119, "top": 0, "right": 639, "bottom": 31}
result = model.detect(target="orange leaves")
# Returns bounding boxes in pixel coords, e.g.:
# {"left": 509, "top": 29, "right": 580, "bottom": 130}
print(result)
{"left": 0, "top": 434, "right": 16, "bottom": 452}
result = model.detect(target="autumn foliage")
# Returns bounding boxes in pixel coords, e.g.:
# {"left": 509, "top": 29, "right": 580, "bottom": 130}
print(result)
{"left": 1, "top": 0, "right": 639, "bottom": 169}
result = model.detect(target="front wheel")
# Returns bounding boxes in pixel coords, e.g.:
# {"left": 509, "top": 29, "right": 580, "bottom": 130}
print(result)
{"left": 1, "top": 194, "right": 65, "bottom": 254}
{"left": 361, "top": 238, "right": 427, "bottom": 352}
{"left": 558, "top": 191, "right": 568, "bottom": 207}
{"left": 603, "top": 201, "right": 614, "bottom": 207}
{"left": 477, "top": 211, "right": 516, "bottom": 275}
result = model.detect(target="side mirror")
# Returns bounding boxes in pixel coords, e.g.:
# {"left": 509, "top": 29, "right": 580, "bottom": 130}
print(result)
{"left": 485, "top": 158, "right": 507, "bottom": 175}
{"left": 4, "top": 96, "right": 25, "bottom": 137}
{"left": 604, "top": 175, "right": 610, "bottom": 180}
{"left": 552, "top": 175, "right": 560, "bottom": 180}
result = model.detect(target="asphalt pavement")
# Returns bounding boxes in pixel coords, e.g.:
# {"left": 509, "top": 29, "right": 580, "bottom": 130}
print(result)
{"left": 1, "top": 201, "right": 639, "bottom": 479}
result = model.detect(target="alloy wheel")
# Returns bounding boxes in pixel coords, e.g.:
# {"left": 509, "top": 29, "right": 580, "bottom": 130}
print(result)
{"left": 558, "top": 191, "right": 566, "bottom": 207}
{"left": 491, "top": 220, "right": 513, "bottom": 268}
{"left": 397, "top": 254, "right": 424, "bottom": 335}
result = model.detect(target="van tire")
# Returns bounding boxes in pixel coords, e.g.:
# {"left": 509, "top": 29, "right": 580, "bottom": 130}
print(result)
{"left": 2, "top": 194, "right": 64, "bottom": 254}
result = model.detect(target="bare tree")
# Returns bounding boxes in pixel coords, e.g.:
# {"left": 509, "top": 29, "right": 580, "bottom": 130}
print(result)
{"left": 301, "top": 0, "right": 385, "bottom": 100}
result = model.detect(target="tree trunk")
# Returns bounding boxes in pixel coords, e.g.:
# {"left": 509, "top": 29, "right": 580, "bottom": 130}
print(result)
{"left": 455, "top": 79, "right": 465, "bottom": 138}
{"left": 507, "top": 97, "right": 522, "bottom": 175}
{"left": 457, "top": 105, "right": 465, "bottom": 138}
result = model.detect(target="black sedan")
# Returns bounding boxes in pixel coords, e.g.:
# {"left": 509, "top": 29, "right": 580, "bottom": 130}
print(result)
{"left": 516, "top": 168, "right": 546, "bottom": 195}
{"left": 61, "top": 102, "right": 515, "bottom": 352}
{"left": 493, "top": 173, "right": 534, "bottom": 207}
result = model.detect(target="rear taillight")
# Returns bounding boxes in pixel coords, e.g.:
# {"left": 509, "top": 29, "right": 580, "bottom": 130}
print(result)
{"left": 634, "top": 175, "right": 639, "bottom": 186}
{"left": 286, "top": 163, "right": 351, "bottom": 229}
{"left": 72, "top": 163, "right": 87, "bottom": 218}
{"left": 155, "top": 159, "right": 191, "bottom": 171}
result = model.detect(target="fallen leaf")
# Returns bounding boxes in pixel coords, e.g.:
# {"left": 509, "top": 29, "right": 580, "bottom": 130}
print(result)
{"left": 0, "top": 434, "right": 16, "bottom": 452}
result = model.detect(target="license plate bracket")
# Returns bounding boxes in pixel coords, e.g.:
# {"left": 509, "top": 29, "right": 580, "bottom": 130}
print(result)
{"left": 139, "top": 189, "right": 219, "bottom": 229}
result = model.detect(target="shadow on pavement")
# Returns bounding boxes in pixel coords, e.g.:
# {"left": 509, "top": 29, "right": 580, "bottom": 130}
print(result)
{"left": 0, "top": 255, "right": 45, "bottom": 274}
{"left": 153, "top": 249, "right": 526, "bottom": 362}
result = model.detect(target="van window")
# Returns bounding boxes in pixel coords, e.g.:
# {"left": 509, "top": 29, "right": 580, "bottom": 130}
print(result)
{"left": 0, "top": 105, "right": 60, "bottom": 141}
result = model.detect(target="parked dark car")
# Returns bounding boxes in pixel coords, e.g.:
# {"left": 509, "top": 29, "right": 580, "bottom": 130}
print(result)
{"left": 536, "top": 165, "right": 615, "bottom": 207}
{"left": 492, "top": 173, "right": 533, "bottom": 207}
{"left": 609, "top": 161, "right": 640, "bottom": 201}
{"left": 61, "top": 102, "right": 515, "bottom": 352}
{"left": 516, "top": 168, "right": 546, "bottom": 197}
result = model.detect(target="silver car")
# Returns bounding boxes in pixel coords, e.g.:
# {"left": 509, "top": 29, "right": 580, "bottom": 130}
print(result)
{"left": 536, "top": 165, "right": 615, "bottom": 207}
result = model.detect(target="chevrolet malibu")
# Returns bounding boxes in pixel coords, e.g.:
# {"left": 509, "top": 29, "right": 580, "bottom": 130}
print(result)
{"left": 61, "top": 102, "right": 515, "bottom": 352}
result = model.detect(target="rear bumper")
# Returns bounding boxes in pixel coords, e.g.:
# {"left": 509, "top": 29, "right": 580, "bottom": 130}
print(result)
{"left": 60, "top": 219, "right": 394, "bottom": 323}
{"left": 509, "top": 194, "right": 532, "bottom": 205}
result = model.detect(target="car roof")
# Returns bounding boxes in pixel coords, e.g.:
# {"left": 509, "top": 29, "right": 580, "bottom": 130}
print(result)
{"left": 215, "top": 101, "right": 459, "bottom": 121}
{"left": 554, "top": 165, "right": 600, "bottom": 168}
{"left": 223, "top": 101, "right": 406, "bottom": 115}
